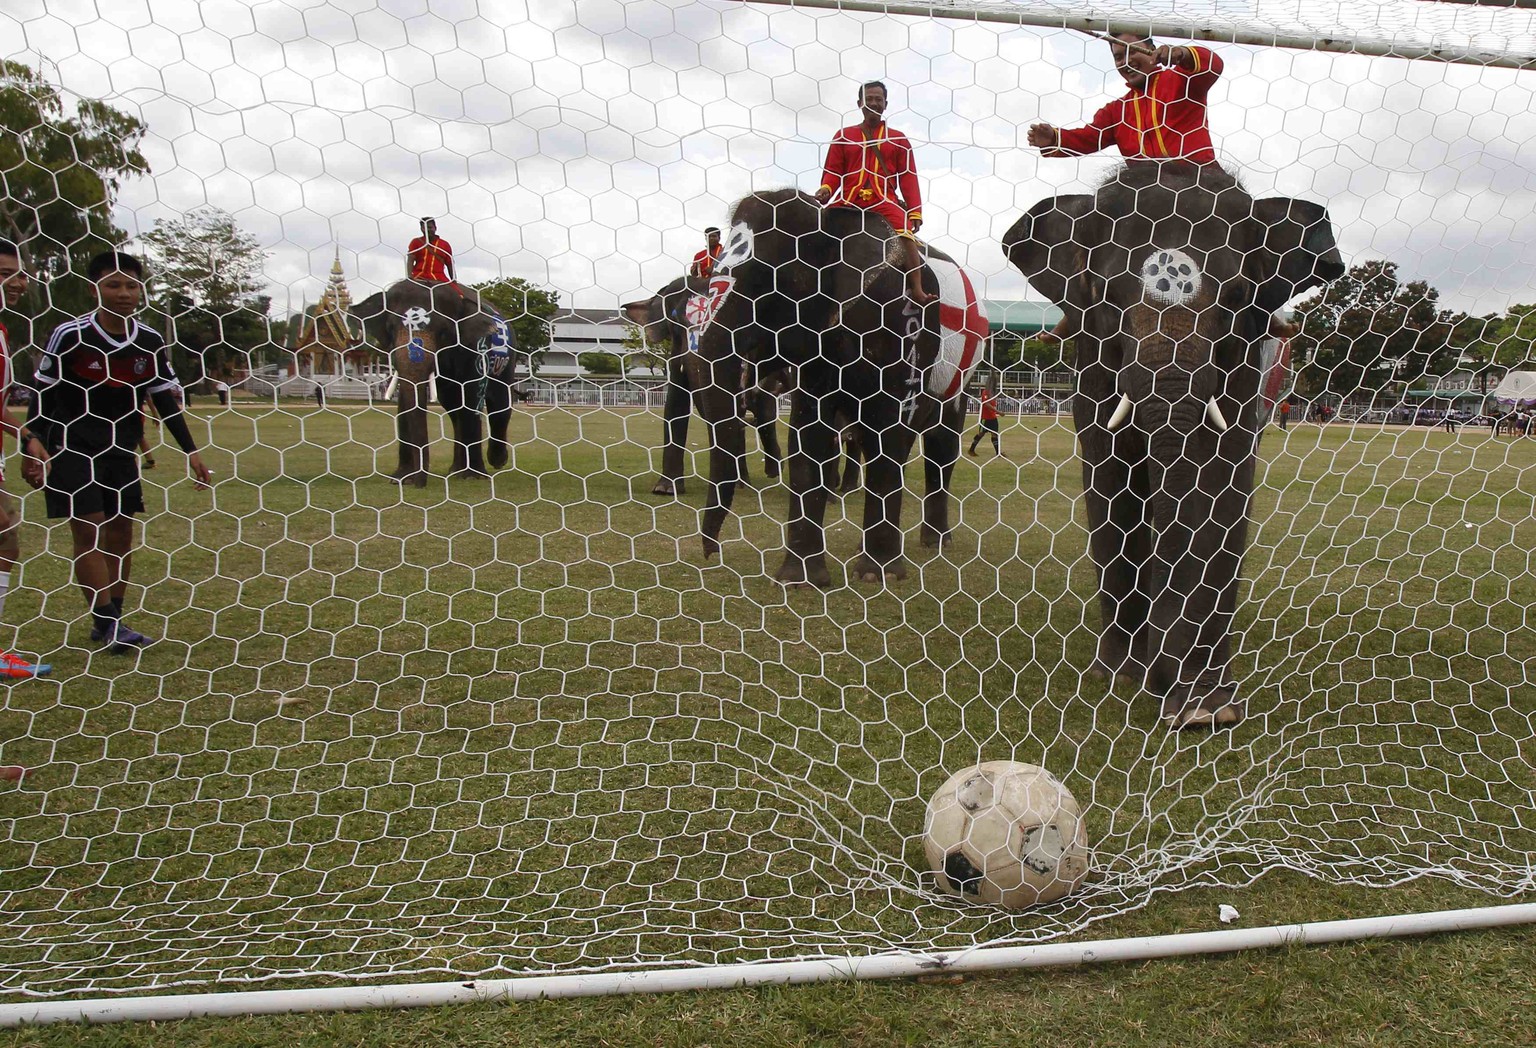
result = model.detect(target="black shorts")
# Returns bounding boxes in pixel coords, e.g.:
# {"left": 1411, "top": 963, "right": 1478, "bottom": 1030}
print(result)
{"left": 44, "top": 451, "right": 145, "bottom": 520}
{"left": 980, "top": 417, "right": 1000, "bottom": 433}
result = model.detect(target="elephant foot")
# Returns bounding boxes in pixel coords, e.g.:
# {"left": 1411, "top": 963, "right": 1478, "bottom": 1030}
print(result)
{"left": 1089, "top": 661, "right": 1145, "bottom": 691}
{"left": 775, "top": 553, "right": 833, "bottom": 588}
{"left": 854, "top": 555, "right": 907, "bottom": 585}
{"left": 488, "top": 446, "right": 509, "bottom": 470}
{"left": 702, "top": 535, "right": 722, "bottom": 561}
{"left": 1160, "top": 687, "right": 1244, "bottom": 731}
{"left": 652, "top": 477, "right": 684, "bottom": 497}
{"left": 920, "top": 527, "right": 952, "bottom": 549}
{"left": 389, "top": 471, "right": 429, "bottom": 489}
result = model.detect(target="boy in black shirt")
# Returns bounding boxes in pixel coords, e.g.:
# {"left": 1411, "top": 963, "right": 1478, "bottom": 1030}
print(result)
{"left": 26, "top": 252, "right": 211, "bottom": 652}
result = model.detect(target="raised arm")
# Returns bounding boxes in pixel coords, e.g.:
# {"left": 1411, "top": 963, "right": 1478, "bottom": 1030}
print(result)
{"left": 1035, "top": 99, "right": 1123, "bottom": 158}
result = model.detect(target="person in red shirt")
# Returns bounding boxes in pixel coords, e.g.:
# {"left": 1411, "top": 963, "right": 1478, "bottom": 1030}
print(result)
{"left": 689, "top": 227, "right": 722, "bottom": 280}
{"left": 815, "top": 81, "right": 935, "bottom": 305}
{"left": 406, "top": 217, "right": 455, "bottom": 284}
{"left": 1028, "top": 34, "right": 1223, "bottom": 165}
{"left": 1028, "top": 35, "right": 1299, "bottom": 345}
{"left": 0, "top": 239, "right": 50, "bottom": 693}
{"left": 966, "top": 386, "right": 1004, "bottom": 457}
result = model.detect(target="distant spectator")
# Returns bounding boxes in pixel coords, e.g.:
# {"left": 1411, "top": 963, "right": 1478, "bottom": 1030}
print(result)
{"left": 967, "top": 387, "right": 1003, "bottom": 458}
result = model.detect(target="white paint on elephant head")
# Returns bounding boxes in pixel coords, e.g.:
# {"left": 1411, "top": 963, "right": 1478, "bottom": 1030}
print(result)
{"left": 402, "top": 306, "right": 432, "bottom": 332}
{"left": 715, "top": 221, "right": 754, "bottom": 273}
{"left": 1140, "top": 248, "right": 1202, "bottom": 305}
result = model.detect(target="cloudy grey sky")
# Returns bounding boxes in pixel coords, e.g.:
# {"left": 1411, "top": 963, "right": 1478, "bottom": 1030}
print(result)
{"left": 5, "top": 0, "right": 1535, "bottom": 315}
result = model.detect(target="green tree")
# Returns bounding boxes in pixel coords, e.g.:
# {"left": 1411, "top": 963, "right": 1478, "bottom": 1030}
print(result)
{"left": 470, "top": 277, "right": 560, "bottom": 376}
{"left": 1462, "top": 303, "right": 1536, "bottom": 373}
{"left": 141, "top": 207, "right": 271, "bottom": 380}
{"left": 579, "top": 351, "right": 624, "bottom": 376}
{"left": 1291, "top": 259, "right": 1454, "bottom": 400}
{"left": 621, "top": 318, "right": 668, "bottom": 376}
{"left": 0, "top": 59, "right": 148, "bottom": 342}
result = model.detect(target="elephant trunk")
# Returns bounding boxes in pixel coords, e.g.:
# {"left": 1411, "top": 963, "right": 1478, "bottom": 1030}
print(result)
{"left": 1131, "top": 376, "right": 1252, "bottom": 703}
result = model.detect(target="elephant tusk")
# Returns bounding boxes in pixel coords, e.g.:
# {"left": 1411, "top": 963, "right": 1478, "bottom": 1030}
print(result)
{"left": 1206, "top": 396, "right": 1230, "bottom": 432}
{"left": 1106, "top": 393, "right": 1133, "bottom": 431}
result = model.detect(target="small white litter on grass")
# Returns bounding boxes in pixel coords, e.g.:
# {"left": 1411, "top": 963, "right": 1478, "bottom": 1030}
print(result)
{"left": 1219, "top": 904, "right": 1240, "bottom": 924}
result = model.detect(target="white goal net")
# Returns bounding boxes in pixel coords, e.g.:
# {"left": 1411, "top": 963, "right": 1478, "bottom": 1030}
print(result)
{"left": 1, "top": 0, "right": 1534, "bottom": 1005}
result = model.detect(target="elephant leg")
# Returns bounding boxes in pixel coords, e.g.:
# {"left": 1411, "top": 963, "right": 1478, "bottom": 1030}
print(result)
{"left": 921, "top": 399, "right": 962, "bottom": 548}
{"left": 777, "top": 388, "right": 836, "bottom": 587}
{"left": 485, "top": 376, "right": 513, "bottom": 470}
{"left": 1146, "top": 432, "right": 1251, "bottom": 729}
{"left": 853, "top": 398, "right": 910, "bottom": 583}
{"left": 1076, "top": 379, "right": 1153, "bottom": 684}
{"left": 655, "top": 373, "right": 691, "bottom": 496}
{"left": 436, "top": 373, "right": 478, "bottom": 476}
{"left": 697, "top": 358, "right": 745, "bottom": 560}
{"left": 393, "top": 380, "right": 432, "bottom": 488}
{"left": 753, "top": 390, "right": 783, "bottom": 478}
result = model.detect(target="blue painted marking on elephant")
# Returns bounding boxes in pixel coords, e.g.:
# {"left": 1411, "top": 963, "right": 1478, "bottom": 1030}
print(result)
{"left": 407, "top": 336, "right": 425, "bottom": 364}
{"left": 485, "top": 311, "right": 512, "bottom": 379}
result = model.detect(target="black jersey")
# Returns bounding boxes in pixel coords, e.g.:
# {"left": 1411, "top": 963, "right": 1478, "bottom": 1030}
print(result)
{"left": 34, "top": 312, "right": 184, "bottom": 455}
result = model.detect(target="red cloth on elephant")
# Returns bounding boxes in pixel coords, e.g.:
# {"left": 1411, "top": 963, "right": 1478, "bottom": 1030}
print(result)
{"left": 407, "top": 235, "right": 454, "bottom": 283}
{"left": 819, "top": 122, "right": 922, "bottom": 229}
{"left": 1044, "top": 46, "right": 1224, "bottom": 165}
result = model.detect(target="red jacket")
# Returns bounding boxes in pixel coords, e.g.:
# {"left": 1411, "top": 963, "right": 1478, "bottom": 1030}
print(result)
{"left": 690, "top": 244, "right": 722, "bottom": 280}
{"left": 979, "top": 391, "right": 999, "bottom": 421}
{"left": 819, "top": 122, "right": 922, "bottom": 222}
{"left": 1045, "top": 46, "right": 1224, "bottom": 165}
{"left": 407, "top": 235, "right": 454, "bottom": 282}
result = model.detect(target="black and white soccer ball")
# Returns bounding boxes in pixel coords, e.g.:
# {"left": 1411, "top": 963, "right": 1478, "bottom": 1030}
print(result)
{"left": 923, "top": 760, "right": 1090, "bottom": 908}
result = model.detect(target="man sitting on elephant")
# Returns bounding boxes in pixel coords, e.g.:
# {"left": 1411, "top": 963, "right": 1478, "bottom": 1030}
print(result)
{"left": 1004, "top": 161, "right": 1344, "bottom": 728}
{"left": 1028, "top": 33, "right": 1299, "bottom": 346}
{"left": 407, "top": 217, "right": 456, "bottom": 287}
{"left": 815, "top": 80, "right": 935, "bottom": 306}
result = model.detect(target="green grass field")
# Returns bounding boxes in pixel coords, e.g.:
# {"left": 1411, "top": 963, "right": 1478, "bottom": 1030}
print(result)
{"left": 2, "top": 403, "right": 1535, "bottom": 1046}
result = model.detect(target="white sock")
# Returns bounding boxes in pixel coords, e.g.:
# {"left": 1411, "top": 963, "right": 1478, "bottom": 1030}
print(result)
{"left": 0, "top": 570, "right": 10, "bottom": 622}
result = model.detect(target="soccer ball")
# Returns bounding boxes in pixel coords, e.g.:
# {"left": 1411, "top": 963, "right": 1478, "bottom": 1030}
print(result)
{"left": 923, "top": 760, "right": 1090, "bottom": 908}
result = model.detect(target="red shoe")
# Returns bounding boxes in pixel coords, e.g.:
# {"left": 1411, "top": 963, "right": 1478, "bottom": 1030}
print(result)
{"left": 0, "top": 651, "right": 51, "bottom": 679}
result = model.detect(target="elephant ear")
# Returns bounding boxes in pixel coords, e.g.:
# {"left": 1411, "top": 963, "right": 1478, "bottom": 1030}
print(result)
{"left": 1002, "top": 194, "right": 1097, "bottom": 309}
{"left": 1250, "top": 197, "right": 1347, "bottom": 314}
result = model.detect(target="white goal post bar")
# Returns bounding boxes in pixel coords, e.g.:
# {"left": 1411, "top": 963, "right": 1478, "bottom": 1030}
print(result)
{"left": 4, "top": 903, "right": 1535, "bottom": 1029}
{"left": 740, "top": 0, "right": 1536, "bottom": 70}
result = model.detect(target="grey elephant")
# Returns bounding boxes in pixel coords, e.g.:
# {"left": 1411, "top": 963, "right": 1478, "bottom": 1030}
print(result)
{"left": 622, "top": 275, "right": 784, "bottom": 496}
{"left": 1003, "top": 162, "right": 1344, "bottom": 728}
{"left": 690, "top": 189, "right": 983, "bottom": 585}
{"left": 354, "top": 280, "right": 518, "bottom": 486}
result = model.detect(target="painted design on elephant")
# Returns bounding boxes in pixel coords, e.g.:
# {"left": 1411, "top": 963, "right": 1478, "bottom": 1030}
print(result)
{"left": 714, "top": 222, "right": 754, "bottom": 272}
{"left": 1140, "top": 248, "right": 1202, "bottom": 304}
{"left": 925, "top": 256, "right": 988, "bottom": 400}
{"left": 684, "top": 275, "right": 735, "bottom": 339}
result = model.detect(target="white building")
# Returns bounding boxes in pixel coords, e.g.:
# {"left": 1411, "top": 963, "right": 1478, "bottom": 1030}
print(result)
{"left": 535, "top": 307, "right": 661, "bottom": 380}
